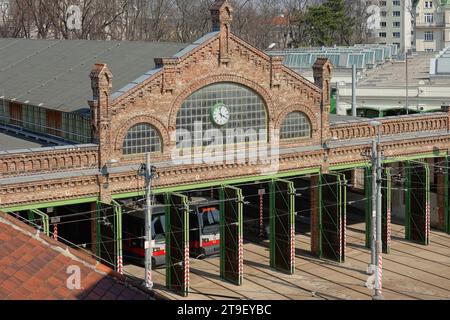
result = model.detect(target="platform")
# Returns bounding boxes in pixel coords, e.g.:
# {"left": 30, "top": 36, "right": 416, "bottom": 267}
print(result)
{"left": 124, "top": 222, "right": 450, "bottom": 300}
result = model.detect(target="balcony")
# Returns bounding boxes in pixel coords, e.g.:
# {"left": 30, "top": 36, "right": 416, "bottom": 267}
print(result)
{"left": 416, "top": 19, "right": 445, "bottom": 28}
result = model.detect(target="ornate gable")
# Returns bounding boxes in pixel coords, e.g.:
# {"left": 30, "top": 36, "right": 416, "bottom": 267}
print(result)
{"left": 100, "top": 0, "right": 330, "bottom": 163}
{"left": 110, "top": 1, "right": 322, "bottom": 110}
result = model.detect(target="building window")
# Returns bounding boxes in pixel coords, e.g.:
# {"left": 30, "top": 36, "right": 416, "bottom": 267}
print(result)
{"left": 424, "top": 13, "right": 434, "bottom": 23}
{"left": 176, "top": 82, "right": 267, "bottom": 148}
{"left": 280, "top": 112, "right": 311, "bottom": 140}
{"left": 393, "top": 21, "right": 401, "bottom": 27}
{"left": 380, "top": 22, "right": 387, "bottom": 27}
{"left": 424, "top": 31, "right": 434, "bottom": 41}
{"left": 393, "top": 32, "right": 401, "bottom": 38}
{"left": 379, "top": 32, "right": 387, "bottom": 38}
{"left": 425, "top": 1, "right": 433, "bottom": 9}
{"left": 380, "top": 1, "right": 386, "bottom": 6}
{"left": 123, "top": 123, "right": 162, "bottom": 155}
{"left": 393, "top": 11, "right": 401, "bottom": 17}
{"left": 22, "top": 104, "right": 46, "bottom": 134}
{"left": 0, "top": 100, "right": 9, "bottom": 125}
{"left": 392, "top": 0, "right": 400, "bottom": 5}
{"left": 62, "top": 112, "right": 91, "bottom": 143}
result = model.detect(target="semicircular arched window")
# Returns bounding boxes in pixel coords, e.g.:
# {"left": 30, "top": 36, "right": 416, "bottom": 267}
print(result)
{"left": 280, "top": 112, "right": 311, "bottom": 140}
{"left": 176, "top": 82, "right": 268, "bottom": 148}
{"left": 123, "top": 123, "right": 162, "bottom": 155}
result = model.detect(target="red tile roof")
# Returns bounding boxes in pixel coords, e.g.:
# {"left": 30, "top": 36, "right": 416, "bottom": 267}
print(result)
{"left": 0, "top": 212, "right": 153, "bottom": 300}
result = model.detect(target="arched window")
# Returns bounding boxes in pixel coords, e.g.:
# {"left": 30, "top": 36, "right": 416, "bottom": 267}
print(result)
{"left": 176, "top": 82, "right": 267, "bottom": 148}
{"left": 123, "top": 123, "right": 162, "bottom": 155}
{"left": 280, "top": 112, "right": 311, "bottom": 140}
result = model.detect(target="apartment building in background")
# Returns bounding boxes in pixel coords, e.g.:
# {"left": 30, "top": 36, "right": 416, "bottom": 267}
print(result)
{"left": 415, "top": 0, "right": 450, "bottom": 51}
{"left": 366, "top": 0, "right": 413, "bottom": 53}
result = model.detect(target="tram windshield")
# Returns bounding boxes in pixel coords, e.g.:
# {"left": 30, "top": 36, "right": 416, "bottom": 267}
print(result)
{"left": 201, "top": 207, "right": 220, "bottom": 235}
{"left": 152, "top": 214, "right": 166, "bottom": 242}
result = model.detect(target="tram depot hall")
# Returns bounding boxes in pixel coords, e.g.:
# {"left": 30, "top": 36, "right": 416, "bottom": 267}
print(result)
{"left": 0, "top": 0, "right": 449, "bottom": 299}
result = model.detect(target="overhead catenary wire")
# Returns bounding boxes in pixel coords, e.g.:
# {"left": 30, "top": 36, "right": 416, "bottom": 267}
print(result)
{"left": 19, "top": 158, "right": 445, "bottom": 227}
{"left": 21, "top": 172, "right": 373, "bottom": 226}
{"left": 12, "top": 156, "right": 446, "bottom": 254}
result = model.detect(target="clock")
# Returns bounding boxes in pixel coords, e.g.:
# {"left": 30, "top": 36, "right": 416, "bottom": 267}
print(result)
{"left": 210, "top": 103, "right": 230, "bottom": 126}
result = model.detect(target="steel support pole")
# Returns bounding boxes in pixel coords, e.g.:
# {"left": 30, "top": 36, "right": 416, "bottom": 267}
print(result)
{"left": 352, "top": 64, "right": 357, "bottom": 117}
{"left": 144, "top": 153, "right": 154, "bottom": 290}
{"left": 374, "top": 129, "right": 384, "bottom": 300}
{"left": 368, "top": 140, "right": 377, "bottom": 275}
{"left": 406, "top": 52, "right": 409, "bottom": 115}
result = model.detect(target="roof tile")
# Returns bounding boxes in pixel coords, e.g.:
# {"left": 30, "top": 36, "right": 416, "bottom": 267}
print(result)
{"left": 0, "top": 213, "right": 152, "bottom": 300}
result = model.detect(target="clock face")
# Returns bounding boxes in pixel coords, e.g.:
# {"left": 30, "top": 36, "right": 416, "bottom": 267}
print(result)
{"left": 211, "top": 103, "right": 230, "bottom": 126}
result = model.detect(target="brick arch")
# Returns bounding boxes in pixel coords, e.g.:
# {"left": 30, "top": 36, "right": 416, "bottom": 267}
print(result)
{"left": 275, "top": 104, "right": 319, "bottom": 134}
{"left": 114, "top": 115, "right": 169, "bottom": 154}
{"left": 168, "top": 74, "right": 275, "bottom": 131}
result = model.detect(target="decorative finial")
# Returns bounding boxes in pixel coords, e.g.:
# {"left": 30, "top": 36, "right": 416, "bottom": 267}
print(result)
{"left": 211, "top": 0, "right": 233, "bottom": 32}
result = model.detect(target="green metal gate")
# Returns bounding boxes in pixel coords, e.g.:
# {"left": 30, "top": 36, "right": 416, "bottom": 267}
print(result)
{"left": 165, "top": 193, "right": 190, "bottom": 297}
{"left": 219, "top": 186, "right": 244, "bottom": 285}
{"left": 96, "top": 201, "right": 123, "bottom": 273}
{"left": 320, "top": 173, "right": 346, "bottom": 263}
{"left": 269, "top": 179, "right": 296, "bottom": 274}
{"left": 365, "top": 168, "right": 392, "bottom": 253}
{"left": 405, "top": 161, "right": 430, "bottom": 245}
{"left": 365, "top": 167, "right": 373, "bottom": 249}
{"left": 445, "top": 157, "right": 450, "bottom": 234}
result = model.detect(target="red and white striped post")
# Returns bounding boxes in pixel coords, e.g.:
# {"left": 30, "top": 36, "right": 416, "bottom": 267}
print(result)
{"left": 117, "top": 255, "right": 123, "bottom": 274}
{"left": 258, "top": 189, "right": 265, "bottom": 239}
{"left": 184, "top": 243, "right": 190, "bottom": 294}
{"left": 426, "top": 202, "right": 430, "bottom": 244}
{"left": 238, "top": 235, "right": 244, "bottom": 282}
{"left": 53, "top": 224, "right": 58, "bottom": 241}
{"left": 376, "top": 254, "right": 383, "bottom": 292}
{"left": 290, "top": 224, "right": 295, "bottom": 273}
{"left": 387, "top": 208, "right": 391, "bottom": 251}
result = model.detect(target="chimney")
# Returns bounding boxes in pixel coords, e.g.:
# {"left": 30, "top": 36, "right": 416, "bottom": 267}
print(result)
{"left": 88, "top": 63, "right": 113, "bottom": 204}
{"left": 210, "top": 0, "right": 233, "bottom": 65}
{"left": 313, "top": 58, "right": 333, "bottom": 146}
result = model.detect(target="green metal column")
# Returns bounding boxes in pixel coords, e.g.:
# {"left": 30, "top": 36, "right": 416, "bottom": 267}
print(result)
{"left": 365, "top": 167, "right": 372, "bottom": 249}
{"left": 97, "top": 202, "right": 117, "bottom": 270}
{"left": 366, "top": 168, "right": 392, "bottom": 253}
{"left": 405, "top": 161, "right": 430, "bottom": 245}
{"left": 269, "top": 179, "right": 296, "bottom": 274}
{"left": 219, "top": 186, "right": 244, "bottom": 285}
{"left": 445, "top": 157, "right": 450, "bottom": 234}
{"left": 95, "top": 201, "right": 101, "bottom": 259}
{"left": 29, "top": 209, "right": 50, "bottom": 236}
{"left": 319, "top": 173, "right": 346, "bottom": 263}
{"left": 165, "top": 193, "right": 190, "bottom": 297}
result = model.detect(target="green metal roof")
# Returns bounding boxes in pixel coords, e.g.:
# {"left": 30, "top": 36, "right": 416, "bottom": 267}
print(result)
{"left": 0, "top": 38, "right": 187, "bottom": 113}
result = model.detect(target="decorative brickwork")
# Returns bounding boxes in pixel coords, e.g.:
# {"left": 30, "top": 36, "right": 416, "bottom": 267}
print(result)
{"left": 330, "top": 113, "right": 449, "bottom": 140}
{"left": 1, "top": 0, "right": 450, "bottom": 209}
{"left": 0, "top": 146, "right": 98, "bottom": 178}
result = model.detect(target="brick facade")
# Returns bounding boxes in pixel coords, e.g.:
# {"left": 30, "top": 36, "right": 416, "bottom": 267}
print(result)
{"left": 1, "top": 0, "right": 450, "bottom": 209}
